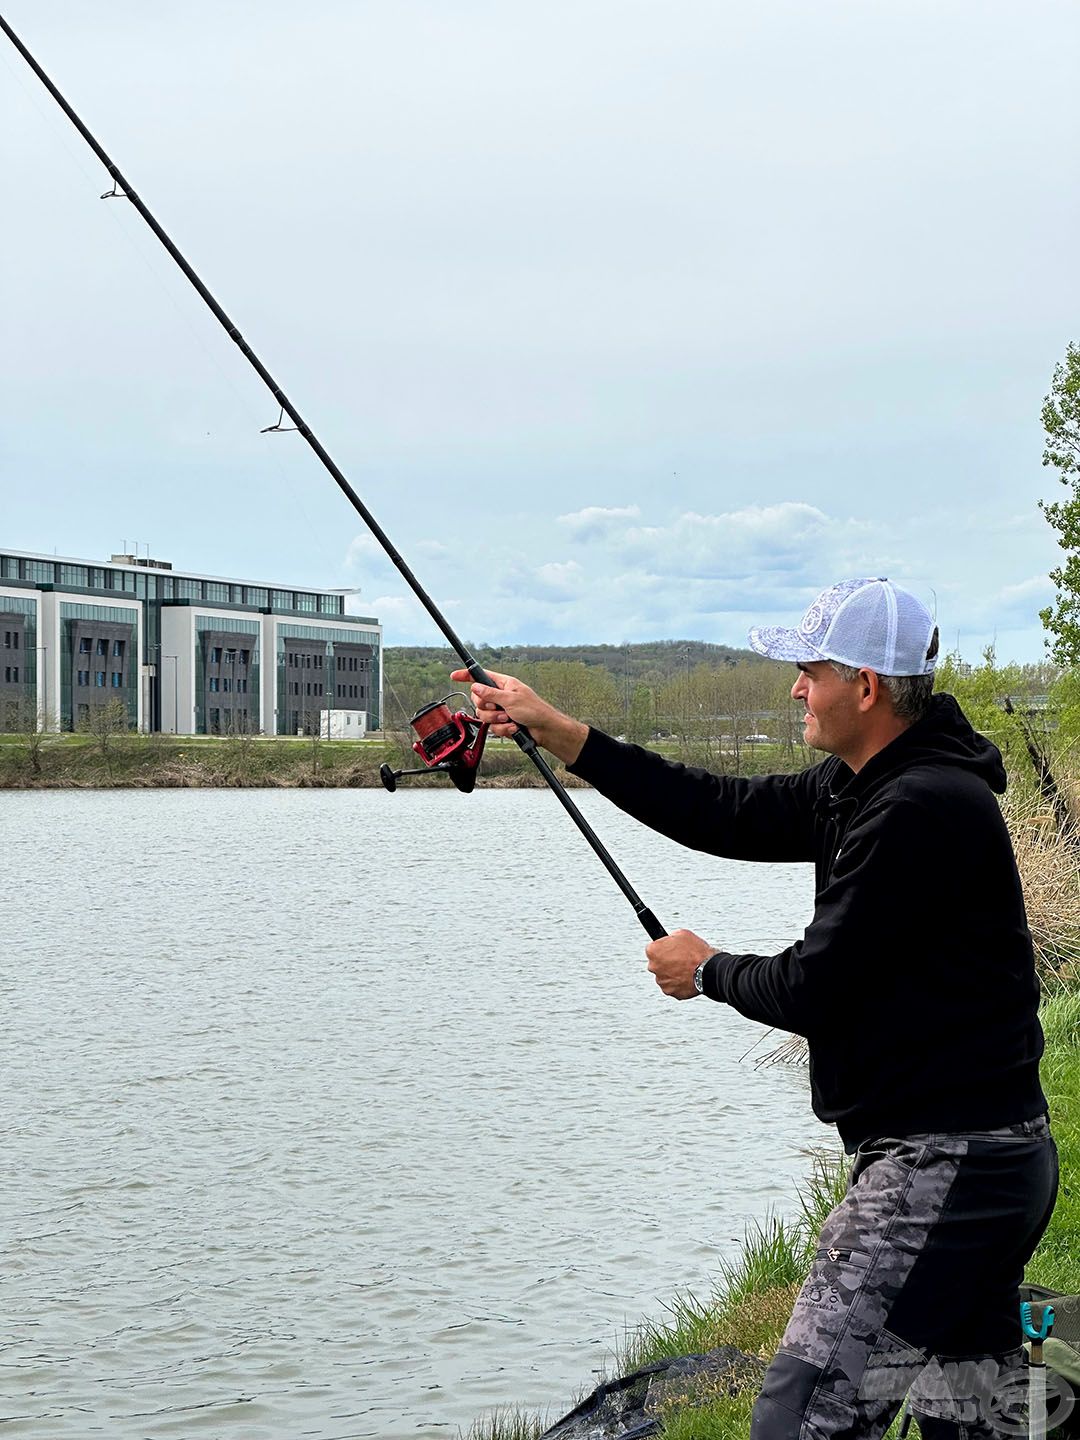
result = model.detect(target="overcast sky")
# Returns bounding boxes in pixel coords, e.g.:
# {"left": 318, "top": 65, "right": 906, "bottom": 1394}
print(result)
{"left": 2, "top": 2, "right": 1078, "bottom": 659}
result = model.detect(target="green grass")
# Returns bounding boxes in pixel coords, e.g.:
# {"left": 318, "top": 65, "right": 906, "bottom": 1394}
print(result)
{"left": 461, "top": 1409, "right": 547, "bottom": 1440}
{"left": 1025, "top": 992, "right": 1080, "bottom": 1296}
{"left": 0, "top": 731, "right": 408, "bottom": 788}
{"left": 0, "top": 730, "right": 589, "bottom": 789}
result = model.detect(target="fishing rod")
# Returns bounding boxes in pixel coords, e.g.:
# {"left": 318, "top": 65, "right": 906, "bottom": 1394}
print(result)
{"left": 1, "top": 12, "right": 666, "bottom": 942}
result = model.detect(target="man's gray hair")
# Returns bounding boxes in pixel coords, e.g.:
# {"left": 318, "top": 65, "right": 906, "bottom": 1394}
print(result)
{"left": 827, "top": 664, "right": 933, "bottom": 722}
{"left": 829, "top": 628, "right": 938, "bottom": 722}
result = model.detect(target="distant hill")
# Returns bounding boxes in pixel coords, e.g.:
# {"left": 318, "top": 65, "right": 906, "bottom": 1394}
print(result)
{"left": 382, "top": 639, "right": 770, "bottom": 727}
{"left": 385, "top": 638, "right": 760, "bottom": 687}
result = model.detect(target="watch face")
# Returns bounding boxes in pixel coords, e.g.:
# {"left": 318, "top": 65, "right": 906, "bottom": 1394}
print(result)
{"left": 694, "top": 962, "right": 706, "bottom": 993}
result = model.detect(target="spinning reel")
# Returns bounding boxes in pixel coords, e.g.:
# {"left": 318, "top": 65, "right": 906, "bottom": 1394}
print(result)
{"left": 380, "top": 695, "right": 490, "bottom": 795}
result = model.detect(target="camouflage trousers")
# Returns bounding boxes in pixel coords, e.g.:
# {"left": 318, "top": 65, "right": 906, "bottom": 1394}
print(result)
{"left": 751, "top": 1116, "right": 1059, "bottom": 1439}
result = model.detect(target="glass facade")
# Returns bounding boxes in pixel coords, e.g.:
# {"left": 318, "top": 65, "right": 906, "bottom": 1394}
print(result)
{"left": 59, "top": 602, "right": 138, "bottom": 731}
{"left": 194, "top": 615, "right": 260, "bottom": 735}
{"left": 276, "top": 621, "right": 381, "bottom": 730}
{"left": 0, "top": 593, "right": 38, "bottom": 729}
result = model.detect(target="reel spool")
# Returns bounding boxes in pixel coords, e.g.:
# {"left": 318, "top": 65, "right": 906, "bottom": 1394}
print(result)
{"left": 380, "top": 695, "right": 489, "bottom": 795}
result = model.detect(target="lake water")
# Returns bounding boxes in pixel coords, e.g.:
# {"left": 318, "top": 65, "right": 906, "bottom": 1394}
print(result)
{"left": 2, "top": 787, "right": 828, "bottom": 1439}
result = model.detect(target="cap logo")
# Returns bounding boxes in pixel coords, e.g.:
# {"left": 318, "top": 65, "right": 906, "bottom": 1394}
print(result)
{"left": 800, "top": 603, "right": 824, "bottom": 637}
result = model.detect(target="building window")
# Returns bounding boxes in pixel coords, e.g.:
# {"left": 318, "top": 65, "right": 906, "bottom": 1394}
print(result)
{"left": 96, "top": 638, "right": 107, "bottom": 656}
{"left": 237, "top": 678, "right": 247, "bottom": 694}
{"left": 95, "top": 672, "right": 106, "bottom": 687}
{"left": 223, "top": 678, "right": 232, "bottom": 693}
{"left": 79, "top": 637, "right": 92, "bottom": 653}
{"left": 239, "top": 649, "right": 250, "bottom": 666}
{"left": 224, "top": 650, "right": 236, "bottom": 665}
{"left": 211, "top": 646, "right": 222, "bottom": 664}
{"left": 113, "top": 640, "right": 125, "bottom": 658}
{"left": 205, "top": 582, "right": 229, "bottom": 604}
{"left": 245, "top": 587, "right": 268, "bottom": 607}
{"left": 209, "top": 677, "right": 219, "bottom": 693}
{"left": 111, "top": 672, "right": 122, "bottom": 688}
{"left": 77, "top": 670, "right": 90, "bottom": 686}
{"left": 295, "top": 592, "right": 318, "bottom": 613}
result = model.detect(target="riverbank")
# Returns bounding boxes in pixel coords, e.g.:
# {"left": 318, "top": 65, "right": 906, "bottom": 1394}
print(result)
{"left": 0, "top": 732, "right": 787, "bottom": 789}
{"left": 466, "top": 988, "right": 1080, "bottom": 1440}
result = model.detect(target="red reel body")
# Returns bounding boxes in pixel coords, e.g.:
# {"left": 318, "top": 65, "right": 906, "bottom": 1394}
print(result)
{"left": 380, "top": 697, "right": 489, "bottom": 794}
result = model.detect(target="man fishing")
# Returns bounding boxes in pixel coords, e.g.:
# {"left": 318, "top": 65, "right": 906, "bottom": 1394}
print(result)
{"left": 452, "top": 576, "right": 1057, "bottom": 1440}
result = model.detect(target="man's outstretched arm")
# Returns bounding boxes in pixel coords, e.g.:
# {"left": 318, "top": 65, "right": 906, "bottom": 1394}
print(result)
{"left": 453, "top": 667, "right": 821, "bottom": 861}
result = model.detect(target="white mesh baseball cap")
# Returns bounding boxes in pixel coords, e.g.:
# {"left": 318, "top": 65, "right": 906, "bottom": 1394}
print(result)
{"left": 748, "top": 578, "right": 938, "bottom": 676}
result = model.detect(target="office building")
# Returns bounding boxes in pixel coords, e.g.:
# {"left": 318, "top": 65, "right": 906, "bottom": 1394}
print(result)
{"left": 0, "top": 548, "right": 381, "bottom": 736}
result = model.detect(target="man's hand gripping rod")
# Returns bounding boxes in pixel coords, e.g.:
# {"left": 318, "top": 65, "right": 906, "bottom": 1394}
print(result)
{"left": 0, "top": 12, "right": 666, "bottom": 942}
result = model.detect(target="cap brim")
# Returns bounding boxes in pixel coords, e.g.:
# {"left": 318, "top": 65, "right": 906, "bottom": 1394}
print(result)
{"left": 748, "top": 625, "right": 828, "bottom": 663}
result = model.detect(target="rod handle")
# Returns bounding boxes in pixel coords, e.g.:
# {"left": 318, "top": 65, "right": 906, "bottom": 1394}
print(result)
{"left": 637, "top": 908, "right": 667, "bottom": 941}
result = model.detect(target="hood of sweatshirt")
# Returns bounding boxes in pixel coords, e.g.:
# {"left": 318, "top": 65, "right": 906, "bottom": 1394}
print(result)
{"left": 833, "top": 692, "right": 1008, "bottom": 798}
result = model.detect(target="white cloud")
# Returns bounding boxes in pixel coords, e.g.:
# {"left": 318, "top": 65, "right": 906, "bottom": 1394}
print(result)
{"left": 557, "top": 504, "right": 641, "bottom": 539}
{"left": 533, "top": 560, "right": 585, "bottom": 598}
{"left": 999, "top": 574, "right": 1053, "bottom": 604}
{"left": 344, "top": 533, "right": 387, "bottom": 569}
{"left": 609, "top": 502, "right": 878, "bottom": 591}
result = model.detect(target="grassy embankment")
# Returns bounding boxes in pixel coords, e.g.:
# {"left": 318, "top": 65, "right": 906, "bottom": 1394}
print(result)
{"left": 0, "top": 731, "right": 594, "bottom": 789}
{"left": 0, "top": 731, "right": 796, "bottom": 789}
{"left": 465, "top": 767, "right": 1080, "bottom": 1440}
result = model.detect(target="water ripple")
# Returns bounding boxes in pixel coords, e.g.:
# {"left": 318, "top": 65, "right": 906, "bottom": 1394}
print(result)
{"left": 2, "top": 788, "right": 824, "bottom": 1437}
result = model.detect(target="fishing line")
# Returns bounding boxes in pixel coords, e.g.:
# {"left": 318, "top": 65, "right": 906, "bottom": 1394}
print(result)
{"left": 1, "top": 13, "right": 666, "bottom": 941}
{"left": 2, "top": 34, "right": 340, "bottom": 580}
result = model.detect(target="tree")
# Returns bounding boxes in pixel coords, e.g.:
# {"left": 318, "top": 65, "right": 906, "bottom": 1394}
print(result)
{"left": 625, "top": 684, "right": 654, "bottom": 744}
{"left": 1039, "top": 341, "right": 1080, "bottom": 664}
{"left": 3, "top": 693, "right": 50, "bottom": 778}
{"left": 80, "top": 699, "right": 129, "bottom": 769}
{"left": 224, "top": 708, "right": 260, "bottom": 782}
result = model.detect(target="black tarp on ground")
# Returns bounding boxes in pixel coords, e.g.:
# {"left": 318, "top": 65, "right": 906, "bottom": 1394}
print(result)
{"left": 538, "top": 1346, "right": 764, "bottom": 1440}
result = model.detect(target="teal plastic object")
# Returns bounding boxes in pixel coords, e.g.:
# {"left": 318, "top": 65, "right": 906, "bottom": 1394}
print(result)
{"left": 1022, "top": 1301, "right": 1056, "bottom": 1342}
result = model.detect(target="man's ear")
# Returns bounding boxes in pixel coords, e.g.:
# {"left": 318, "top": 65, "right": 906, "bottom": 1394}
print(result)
{"left": 857, "top": 668, "right": 881, "bottom": 710}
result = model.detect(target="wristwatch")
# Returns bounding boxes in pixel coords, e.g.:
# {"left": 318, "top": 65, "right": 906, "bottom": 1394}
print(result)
{"left": 693, "top": 957, "right": 710, "bottom": 995}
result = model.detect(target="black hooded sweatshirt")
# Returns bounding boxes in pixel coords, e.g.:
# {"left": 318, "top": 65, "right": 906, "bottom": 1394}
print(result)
{"left": 568, "top": 693, "right": 1047, "bottom": 1151}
